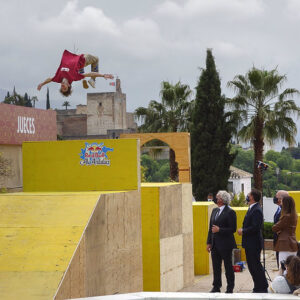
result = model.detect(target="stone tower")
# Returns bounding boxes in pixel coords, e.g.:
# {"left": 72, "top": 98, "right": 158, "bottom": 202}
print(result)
{"left": 86, "top": 79, "right": 127, "bottom": 135}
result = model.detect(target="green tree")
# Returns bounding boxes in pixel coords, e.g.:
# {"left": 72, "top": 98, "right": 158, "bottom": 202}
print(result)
{"left": 191, "top": 49, "right": 236, "bottom": 201}
{"left": 46, "top": 87, "right": 50, "bottom": 109}
{"left": 287, "top": 146, "right": 300, "bottom": 159}
{"left": 31, "top": 96, "right": 38, "bottom": 108}
{"left": 4, "top": 91, "right": 10, "bottom": 101}
{"left": 277, "top": 150, "right": 293, "bottom": 170}
{"left": 135, "top": 81, "right": 193, "bottom": 181}
{"left": 232, "top": 147, "right": 254, "bottom": 173}
{"left": 293, "top": 160, "right": 300, "bottom": 172}
{"left": 135, "top": 81, "right": 193, "bottom": 133}
{"left": 62, "top": 101, "right": 70, "bottom": 110}
{"left": 265, "top": 150, "right": 281, "bottom": 164}
{"left": 3, "top": 92, "right": 26, "bottom": 106}
{"left": 228, "top": 67, "right": 300, "bottom": 191}
{"left": 24, "top": 93, "right": 32, "bottom": 107}
{"left": 231, "top": 192, "right": 247, "bottom": 207}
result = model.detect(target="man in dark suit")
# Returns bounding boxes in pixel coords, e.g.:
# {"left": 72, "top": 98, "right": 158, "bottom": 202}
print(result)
{"left": 206, "top": 190, "right": 237, "bottom": 293}
{"left": 237, "top": 188, "right": 268, "bottom": 293}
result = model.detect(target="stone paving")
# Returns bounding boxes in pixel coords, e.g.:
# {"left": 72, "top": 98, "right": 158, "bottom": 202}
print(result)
{"left": 180, "top": 250, "right": 279, "bottom": 293}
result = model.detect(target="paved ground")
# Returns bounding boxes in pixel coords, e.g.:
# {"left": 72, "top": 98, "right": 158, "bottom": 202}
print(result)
{"left": 181, "top": 250, "right": 279, "bottom": 293}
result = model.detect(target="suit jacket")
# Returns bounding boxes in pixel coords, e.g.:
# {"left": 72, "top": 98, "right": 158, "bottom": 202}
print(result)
{"left": 272, "top": 213, "right": 298, "bottom": 252}
{"left": 242, "top": 202, "right": 264, "bottom": 250}
{"left": 273, "top": 206, "right": 281, "bottom": 245}
{"left": 207, "top": 205, "right": 237, "bottom": 250}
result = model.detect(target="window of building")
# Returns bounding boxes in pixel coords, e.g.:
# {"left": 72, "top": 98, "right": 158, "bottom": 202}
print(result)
{"left": 227, "top": 181, "right": 233, "bottom": 193}
{"left": 241, "top": 183, "right": 244, "bottom": 193}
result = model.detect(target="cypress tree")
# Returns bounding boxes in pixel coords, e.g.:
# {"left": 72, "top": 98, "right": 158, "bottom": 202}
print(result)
{"left": 46, "top": 87, "right": 50, "bottom": 109}
{"left": 24, "top": 93, "right": 32, "bottom": 107}
{"left": 191, "top": 49, "right": 236, "bottom": 201}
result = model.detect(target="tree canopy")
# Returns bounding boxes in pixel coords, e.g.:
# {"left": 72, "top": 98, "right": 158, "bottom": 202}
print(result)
{"left": 191, "top": 49, "right": 236, "bottom": 201}
{"left": 228, "top": 67, "right": 300, "bottom": 190}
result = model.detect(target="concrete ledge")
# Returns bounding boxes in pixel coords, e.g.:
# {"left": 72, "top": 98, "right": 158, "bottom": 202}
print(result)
{"left": 70, "top": 292, "right": 299, "bottom": 300}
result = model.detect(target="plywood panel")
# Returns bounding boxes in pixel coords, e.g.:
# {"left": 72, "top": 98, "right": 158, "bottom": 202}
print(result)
{"left": 56, "top": 190, "right": 142, "bottom": 299}
{"left": 23, "top": 139, "right": 139, "bottom": 192}
{"left": 181, "top": 183, "right": 193, "bottom": 234}
{"left": 160, "top": 235, "right": 184, "bottom": 291}
{"left": 160, "top": 184, "right": 182, "bottom": 239}
{"left": 183, "top": 232, "right": 194, "bottom": 287}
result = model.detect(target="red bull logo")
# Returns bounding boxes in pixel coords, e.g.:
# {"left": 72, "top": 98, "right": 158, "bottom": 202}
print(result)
{"left": 79, "top": 142, "right": 114, "bottom": 166}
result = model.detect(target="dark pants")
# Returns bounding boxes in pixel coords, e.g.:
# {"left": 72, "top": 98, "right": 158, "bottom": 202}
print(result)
{"left": 245, "top": 248, "right": 268, "bottom": 292}
{"left": 211, "top": 247, "right": 234, "bottom": 291}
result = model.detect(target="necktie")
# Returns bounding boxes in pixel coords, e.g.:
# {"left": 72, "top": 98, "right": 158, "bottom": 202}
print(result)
{"left": 215, "top": 208, "right": 220, "bottom": 220}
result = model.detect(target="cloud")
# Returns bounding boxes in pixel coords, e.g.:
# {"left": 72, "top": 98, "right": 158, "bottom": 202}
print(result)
{"left": 34, "top": 0, "right": 119, "bottom": 35}
{"left": 120, "top": 18, "right": 166, "bottom": 59}
{"left": 285, "top": 0, "right": 300, "bottom": 19}
{"left": 156, "top": 0, "right": 264, "bottom": 20}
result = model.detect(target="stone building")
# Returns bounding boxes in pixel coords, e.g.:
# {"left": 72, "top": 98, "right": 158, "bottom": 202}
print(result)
{"left": 57, "top": 79, "right": 137, "bottom": 139}
{"left": 227, "top": 166, "right": 252, "bottom": 196}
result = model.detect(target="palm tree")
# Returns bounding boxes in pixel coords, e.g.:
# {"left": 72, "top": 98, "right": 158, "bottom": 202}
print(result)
{"left": 135, "top": 81, "right": 193, "bottom": 181}
{"left": 62, "top": 101, "right": 70, "bottom": 110}
{"left": 31, "top": 96, "right": 38, "bottom": 108}
{"left": 227, "top": 67, "right": 300, "bottom": 190}
{"left": 135, "top": 81, "right": 193, "bottom": 132}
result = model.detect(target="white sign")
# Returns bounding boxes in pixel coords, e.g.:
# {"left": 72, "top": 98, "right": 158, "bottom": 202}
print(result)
{"left": 17, "top": 116, "right": 35, "bottom": 134}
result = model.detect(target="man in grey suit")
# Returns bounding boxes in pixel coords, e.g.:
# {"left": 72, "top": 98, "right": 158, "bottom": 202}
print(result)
{"left": 207, "top": 190, "right": 237, "bottom": 293}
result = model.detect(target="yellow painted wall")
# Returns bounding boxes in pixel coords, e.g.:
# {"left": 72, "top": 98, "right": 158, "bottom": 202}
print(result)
{"left": 232, "top": 207, "right": 248, "bottom": 261}
{"left": 192, "top": 204, "right": 247, "bottom": 276}
{"left": 0, "top": 192, "right": 101, "bottom": 300}
{"left": 296, "top": 214, "right": 300, "bottom": 241}
{"left": 23, "top": 139, "right": 139, "bottom": 192}
{"left": 141, "top": 185, "right": 160, "bottom": 291}
{"left": 289, "top": 191, "right": 300, "bottom": 214}
{"left": 193, "top": 202, "right": 215, "bottom": 275}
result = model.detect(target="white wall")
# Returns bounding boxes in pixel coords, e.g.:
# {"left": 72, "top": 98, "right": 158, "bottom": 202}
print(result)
{"left": 228, "top": 177, "right": 251, "bottom": 196}
{"left": 263, "top": 197, "right": 278, "bottom": 223}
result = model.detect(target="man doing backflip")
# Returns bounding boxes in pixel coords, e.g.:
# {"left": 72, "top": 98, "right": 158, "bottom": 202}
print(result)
{"left": 37, "top": 50, "right": 114, "bottom": 97}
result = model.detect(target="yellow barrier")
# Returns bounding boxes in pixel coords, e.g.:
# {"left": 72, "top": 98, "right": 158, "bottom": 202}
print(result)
{"left": 232, "top": 207, "right": 248, "bottom": 261}
{"left": 193, "top": 202, "right": 215, "bottom": 275}
{"left": 192, "top": 203, "right": 248, "bottom": 276}
{"left": 141, "top": 184, "right": 161, "bottom": 291}
{"left": 289, "top": 192, "right": 300, "bottom": 214}
{"left": 23, "top": 139, "right": 140, "bottom": 192}
{"left": 141, "top": 183, "right": 194, "bottom": 291}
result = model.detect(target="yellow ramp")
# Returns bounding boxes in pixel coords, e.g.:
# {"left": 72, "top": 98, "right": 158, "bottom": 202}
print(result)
{"left": 0, "top": 192, "right": 101, "bottom": 300}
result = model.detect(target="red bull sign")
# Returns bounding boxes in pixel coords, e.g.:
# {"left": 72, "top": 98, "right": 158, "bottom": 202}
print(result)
{"left": 0, "top": 103, "right": 57, "bottom": 145}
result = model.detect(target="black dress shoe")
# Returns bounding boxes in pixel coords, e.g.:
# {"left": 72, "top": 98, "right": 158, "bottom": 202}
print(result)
{"left": 253, "top": 289, "right": 268, "bottom": 293}
{"left": 210, "top": 288, "right": 221, "bottom": 293}
{"left": 225, "top": 290, "right": 233, "bottom": 293}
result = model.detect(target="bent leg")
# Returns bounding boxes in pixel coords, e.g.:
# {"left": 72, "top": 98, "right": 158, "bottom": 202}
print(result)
{"left": 84, "top": 54, "right": 99, "bottom": 72}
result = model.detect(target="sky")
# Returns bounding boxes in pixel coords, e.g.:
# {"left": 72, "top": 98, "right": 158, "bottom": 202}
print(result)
{"left": 1, "top": 0, "right": 300, "bottom": 146}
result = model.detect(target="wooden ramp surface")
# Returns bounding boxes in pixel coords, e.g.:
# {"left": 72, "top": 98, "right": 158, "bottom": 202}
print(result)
{"left": 0, "top": 192, "right": 105, "bottom": 300}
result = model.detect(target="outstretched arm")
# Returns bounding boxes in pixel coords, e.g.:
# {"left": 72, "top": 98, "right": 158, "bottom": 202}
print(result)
{"left": 37, "top": 78, "right": 52, "bottom": 91}
{"left": 83, "top": 72, "right": 114, "bottom": 79}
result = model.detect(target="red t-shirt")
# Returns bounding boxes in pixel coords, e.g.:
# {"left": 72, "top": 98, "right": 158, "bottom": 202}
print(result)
{"left": 52, "top": 50, "right": 85, "bottom": 84}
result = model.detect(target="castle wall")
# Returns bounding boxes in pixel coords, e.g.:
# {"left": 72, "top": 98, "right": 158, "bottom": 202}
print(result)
{"left": 87, "top": 92, "right": 127, "bottom": 135}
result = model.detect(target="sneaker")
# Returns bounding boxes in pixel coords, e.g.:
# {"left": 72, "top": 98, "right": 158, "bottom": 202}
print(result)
{"left": 82, "top": 80, "right": 89, "bottom": 89}
{"left": 88, "top": 78, "right": 96, "bottom": 88}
